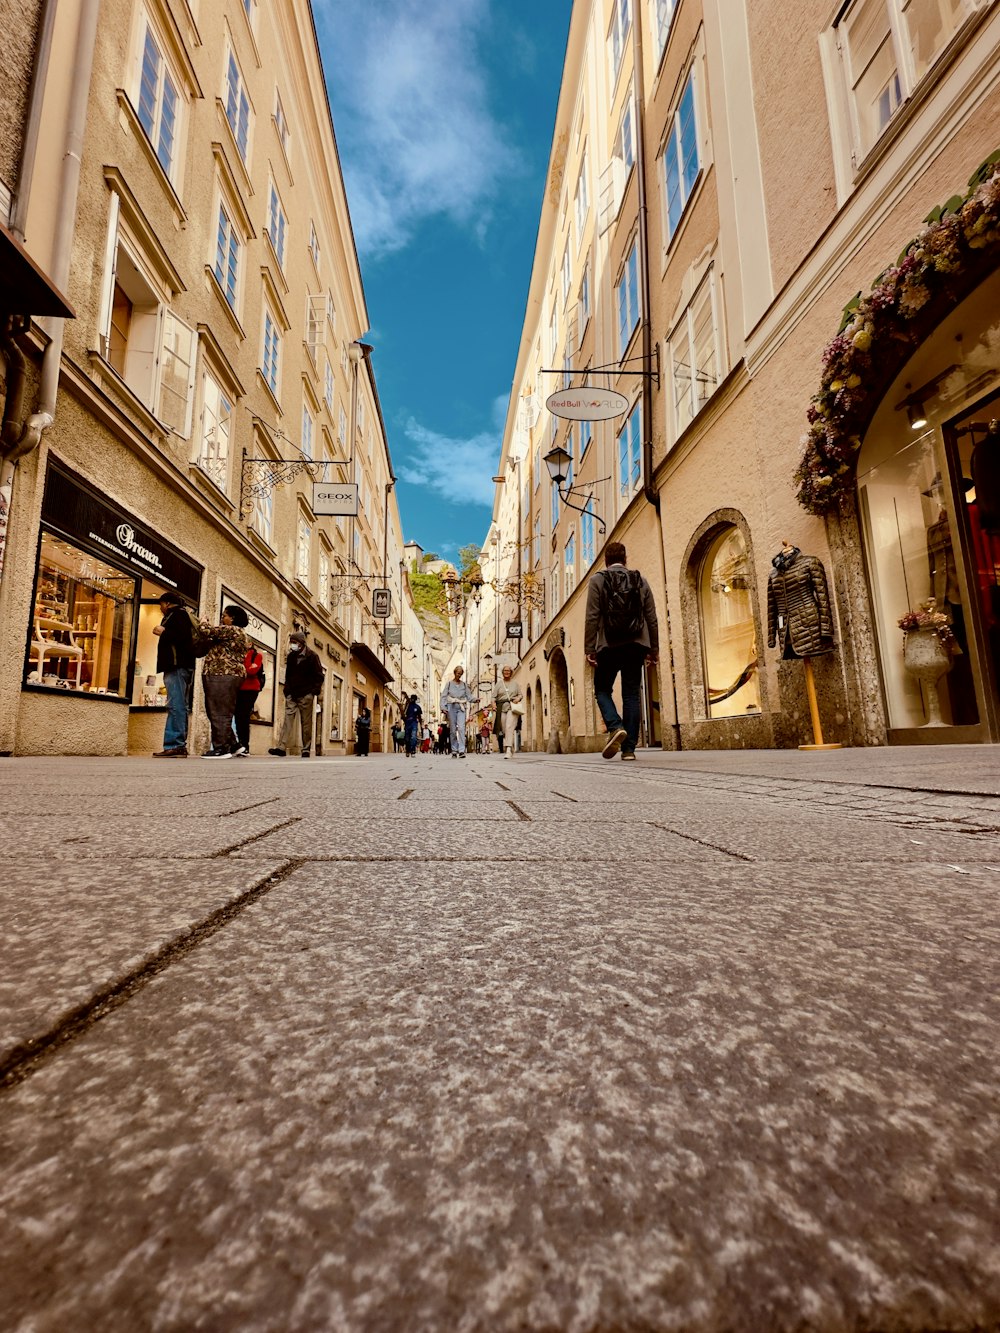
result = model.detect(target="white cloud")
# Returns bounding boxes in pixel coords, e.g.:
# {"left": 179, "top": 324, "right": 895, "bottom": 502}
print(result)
{"left": 314, "top": 0, "right": 525, "bottom": 257}
{"left": 398, "top": 417, "right": 500, "bottom": 509}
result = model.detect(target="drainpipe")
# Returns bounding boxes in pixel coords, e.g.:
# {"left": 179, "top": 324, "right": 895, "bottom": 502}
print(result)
{"left": 631, "top": 6, "right": 682, "bottom": 749}
{"left": 0, "top": 0, "right": 101, "bottom": 498}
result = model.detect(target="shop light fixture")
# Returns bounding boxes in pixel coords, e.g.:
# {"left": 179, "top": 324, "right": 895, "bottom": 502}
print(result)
{"left": 907, "top": 402, "right": 929, "bottom": 430}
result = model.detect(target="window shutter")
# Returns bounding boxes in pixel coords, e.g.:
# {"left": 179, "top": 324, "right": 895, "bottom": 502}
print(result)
{"left": 157, "top": 311, "right": 197, "bottom": 436}
{"left": 97, "top": 194, "right": 121, "bottom": 359}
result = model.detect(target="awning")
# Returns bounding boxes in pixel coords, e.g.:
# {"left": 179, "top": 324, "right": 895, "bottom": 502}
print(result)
{"left": 350, "top": 640, "right": 394, "bottom": 684}
{"left": 0, "top": 221, "right": 74, "bottom": 319}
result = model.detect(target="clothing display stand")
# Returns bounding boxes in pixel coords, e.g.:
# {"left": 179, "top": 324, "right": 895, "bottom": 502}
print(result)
{"left": 799, "top": 656, "right": 842, "bottom": 750}
{"left": 767, "top": 540, "right": 842, "bottom": 751}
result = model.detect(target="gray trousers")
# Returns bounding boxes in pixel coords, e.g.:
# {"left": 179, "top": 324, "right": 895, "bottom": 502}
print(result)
{"left": 203, "top": 674, "right": 242, "bottom": 750}
{"left": 279, "top": 694, "right": 316, "bottom": 753}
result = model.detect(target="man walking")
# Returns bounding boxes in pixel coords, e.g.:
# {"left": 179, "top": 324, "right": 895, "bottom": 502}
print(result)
{"left": 403, "top": 693, "right": 422, "bottom": 757}
{"left": 152, "top": 591, "right": 194, "bottom": 756}
{"left": 584, "top": 541, "right": 658, "bottom": 761}
{"left": 269, "top": 631, "right": 325, "bottom": 757}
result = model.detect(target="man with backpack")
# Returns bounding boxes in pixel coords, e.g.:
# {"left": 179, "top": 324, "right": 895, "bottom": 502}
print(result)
{"left": 584, "top": 541, "right": 658, "bottom": 761}
{"left": 268, "top": 630, "right": 325, "bottom": 757}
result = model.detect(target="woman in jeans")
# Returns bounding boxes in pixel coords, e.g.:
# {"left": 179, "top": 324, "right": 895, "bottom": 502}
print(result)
{"left": 440, "top": 666, "right": 477, "bottom": 758}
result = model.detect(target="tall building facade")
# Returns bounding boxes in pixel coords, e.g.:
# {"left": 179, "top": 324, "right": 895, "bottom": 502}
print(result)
{"left": 0, "top": 0, "right": 409, "bottom": 755}
{"left": 491, "top": 0, "right": 1000, "bottom": 751}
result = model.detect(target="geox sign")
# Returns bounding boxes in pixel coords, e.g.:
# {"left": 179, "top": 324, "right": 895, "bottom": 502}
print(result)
{"left": 312, "top": 483, "right": 359, "bottom": 516}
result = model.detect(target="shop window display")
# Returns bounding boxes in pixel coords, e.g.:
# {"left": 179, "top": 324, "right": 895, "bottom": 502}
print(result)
{"left": 27, "top": 534, "right": 136, "bottom": 696}
{"left": 858, "top": 431, "right": 979, "bottom": 728}
{"left": 699, "top": 526, "right": 761, "bottom": 719}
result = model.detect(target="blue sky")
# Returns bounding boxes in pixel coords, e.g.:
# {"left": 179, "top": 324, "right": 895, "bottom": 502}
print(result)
{"left": 314, "top": 0, "right": 571, "bottom": 560}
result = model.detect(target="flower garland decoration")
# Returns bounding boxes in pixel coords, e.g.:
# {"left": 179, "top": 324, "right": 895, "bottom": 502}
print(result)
{"left": 795, "top": 153, "right": 1000, "bottom": 516}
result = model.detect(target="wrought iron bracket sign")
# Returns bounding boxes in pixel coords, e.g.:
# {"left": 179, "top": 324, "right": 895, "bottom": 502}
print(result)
{"left": 240, "top": 455, "right": 322, "bottom": 519}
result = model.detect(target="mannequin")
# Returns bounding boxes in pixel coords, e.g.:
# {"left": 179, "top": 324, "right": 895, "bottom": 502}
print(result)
{"left": 767, "top": 541, "right": 841, "bottom": 749}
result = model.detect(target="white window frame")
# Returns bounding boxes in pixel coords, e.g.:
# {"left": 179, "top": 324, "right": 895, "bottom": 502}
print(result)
{"left": 274, "top": 88, "right": 290, "bottom": 157}
{"left": 581, "top": 501, "right": 596, "bottom": 568}
{"left": 580, "top": 417, "right": 592, "bottom": 460}
{"left": 224, "top": 42, "right": 252, "bottom": 163}
{"left": 133, "top": 9, "right": 181, "bottom": 183}
{"left": 666, "top": 265, "right": 724, "bottom": 442}
{"left": 296, "top": 516, "right": 311, "bottom": 587}
{"left": 564, "top": 531, "right": 576, "bottom": 598}
{"left": 266, "top": 180, "right": 288, "bottom": 270}
{"left": 318, "top": 547, "right": 331, "bottom": 609}
{"left": 97, "top": 198, "right": 195, "bottom": 435}
{"left": 308, "top": 221, "right": 320, "bottom": 271}
{"left": 302, "top": 400, "right": 315, "bottom": 460}
{"left": 609, "top": 0, "right": 632, "bottom": 85}
{"left": 616, "top": 241, "right": 639, "bottom": 358}
{"left": 261, "top": 304, "right": 281, "bottom": 399}
{"left": 653, "top": 0, "right": 679, "bottom": 59}
{"left": 214, "top": 197, "right": 241, "bottom": 310}
{"left": 618, "top": 401, "right": 641, "bottom": 501}
{"left": 250, "top": 479, "right": 273, "bottom": 545}
{"left": 195, "top": 369, "right": 232, "bottom": 491}
{"left": 580, "top": 263, "right": 592, "bottom": 329}
{"left": 662, "top": 69, "right": 701, "bottom": 243}
{"left": 325, "top": 356, "right": 335, "bottom": 412}
{"left": 561, "top": 244, "right": 572, "bottom": 305}
{"left": 574, "top": 151, "right": 589, "bottom": 241}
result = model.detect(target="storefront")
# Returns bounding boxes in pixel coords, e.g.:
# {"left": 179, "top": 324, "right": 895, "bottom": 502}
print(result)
{"left": 21, "top": 460, "right": 202, "bottom": 751}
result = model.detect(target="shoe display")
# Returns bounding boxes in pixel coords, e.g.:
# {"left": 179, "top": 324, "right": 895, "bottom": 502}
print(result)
{"left": 621, "top": 751, "right": 636, "bottom": 761}
{"left": 602, "top": 727, "right": 628, "bottom": 759}
{"left": 268, "top": 748, "right": 287, "bottom": 756}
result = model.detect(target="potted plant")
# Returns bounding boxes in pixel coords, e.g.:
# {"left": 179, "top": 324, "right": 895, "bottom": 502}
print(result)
{"left": 897, "top": 599, "right": 961, "bottom": 726}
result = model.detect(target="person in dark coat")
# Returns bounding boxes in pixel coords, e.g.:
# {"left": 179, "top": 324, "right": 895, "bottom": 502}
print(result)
{"left": 354, "top": 706, "right": 371, "bottom": 756}
{"left": 152, "top": 591, "right": 195, "bottom": 756}
{"left": 268, "top": 631, "right": 325, "bottom": 757}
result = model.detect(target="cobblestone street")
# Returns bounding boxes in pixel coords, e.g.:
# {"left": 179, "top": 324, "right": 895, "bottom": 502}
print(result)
{"left": 2, "top": 747, "right": 999, "bottom": 1332}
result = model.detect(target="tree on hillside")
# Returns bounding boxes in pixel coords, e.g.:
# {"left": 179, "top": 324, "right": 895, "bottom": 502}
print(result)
{"left": 458, "top": 543, "right": 482, "bottom": 575}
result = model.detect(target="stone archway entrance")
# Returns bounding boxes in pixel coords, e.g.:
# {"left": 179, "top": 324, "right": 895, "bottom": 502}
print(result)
{"left": 547, "top": 649, "right": 571, "bottom": 753}
{"left": 533, "top": 677, "right": 544, "bottom": 752}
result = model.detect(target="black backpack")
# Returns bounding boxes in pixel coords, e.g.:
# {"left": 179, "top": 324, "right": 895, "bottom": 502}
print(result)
{"left": 600, "top": 568, "right": 644, "bottom": 641}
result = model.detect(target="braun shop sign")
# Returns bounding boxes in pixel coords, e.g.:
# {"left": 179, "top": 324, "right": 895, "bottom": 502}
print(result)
{"left": 545, "top": 387, "right": 629, "bottom": 421}
{"left": 312, "top": 482, "right": 359, "bottom": 516}
{"left": 42, "top": 463, "right": 201, "bottom": 599}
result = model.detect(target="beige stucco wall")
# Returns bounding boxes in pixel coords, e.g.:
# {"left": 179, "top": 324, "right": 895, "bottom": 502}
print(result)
{"left": 0, "top": 0, "right": 39, "bottom": 200}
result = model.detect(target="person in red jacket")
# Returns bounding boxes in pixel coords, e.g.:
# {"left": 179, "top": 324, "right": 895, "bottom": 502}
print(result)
{"left": 233, "top": 642, "right": 264, "bottom": 756}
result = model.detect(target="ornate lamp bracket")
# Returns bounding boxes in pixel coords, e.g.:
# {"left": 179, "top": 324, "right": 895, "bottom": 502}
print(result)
{"left": 240, "top": 454, "right": 322, "bottom": 519}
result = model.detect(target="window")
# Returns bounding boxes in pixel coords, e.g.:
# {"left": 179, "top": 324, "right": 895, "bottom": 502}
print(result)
{"left": 27, "top": 533, "right": 137, "bottom": 696}
{"left": 302, "top": 402, "right": 314, "bottom": 459}
{"left": 326, "top": 291, "right": 336, "bottom": 330}
{"left": 564, "top": 532, "right": 576, "bottom": 598}
{"left": 358, "top": 397, "right": 366, "bottom": 433}
{"left": 664, "top": 72, "right": 700, "bottom": 240}
{"left": 266, "top": 182, "right": 287, "bottom": 269}
{"left": 581, "top": 501, "right": 596, "bottom": 568}
{"left": 296, "top": 518, "right": 311, "bottom": 586}
{"left": 339, "top": 406, "right": 348, "bottom": 444}
{"left": 325, "top": 356, "right": 335, "bottom": 411}
{"left": 533, "top": 511, "right": 541, "bottom": 565}
{"left": 609, "top": 0, "right": 632, "bottom": 82}
{"left": 306, "top": 293, "right": 324, "bottom": 360}
{"left": 618, "top": 401, "right": 641, "bottom": 499}
{"left": 249, "top": 477, "right": 272, "bottom": 544}
{"left": 562, "top": 351, "right": 573, "bottom": 392}
{"left": 99, "top": 202, "right": 195, "bottom": 434}
{"left": 699, "top": 526, "right": 760, "bottom": 719}
{"left": 225, "top": 48, "right": 251, "bottom": 161}
{"left": 215, "top": 201, "right": 240, "bottom": 308}
{"left": 575, "top": 153, "right": 589, "bottom": 239}
{"left": 318, "top": 548, "right": 330, "bottom": 609}
{"left": 580, "top": 264, "right": 591, "bottom": 326}
{"left": 549, "top": 302, "right": 558, "bottom": 362}
{"left": 551, "top": 479, "right": 560, "bottom": 530}
{"left": 136, "top": 17, "right": 179, "bottom": 179}
{"left": 242, "top": 0, "right": 257, "bottom": 27}
{"left": 561, "top": 244, "right": 572, "bottom": 304}
{"left": 275, "top": 89, "right": 290, "bottom": 156}
{"left": 261, "top": 306, "right": 280, "bottom": 397}
{"left": 196, "top": 371, "right": 232, "bottom": 489}
{"left": 654, "top": 0, "right": 679, "bottom": 57}
{"left": 580, "top": 418, "right": 592, "bottom": 460}
{"left": 550, "top": 562, "right": 561, "bottom": 614}
{"left": 308, "top": 221, "right": 320, "bottom": 270}
{"left": 534, "top": 444, "right": 541, "bottom": 490}
{"left": 834, "top": 0, "right": 976, "bottom": 161}
{"left": 615, "top": 92, "right": 635, "bottom": 172}
{"left": 617, "top": 241, "right": 639, "bottom": 357}
{"left": 668, "top": 268, "right": 722, "bottom": 437}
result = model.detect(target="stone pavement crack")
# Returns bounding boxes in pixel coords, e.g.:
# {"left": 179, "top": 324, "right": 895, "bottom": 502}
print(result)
{"left": 553, "top": 791, "right": 579, "bottom": 803}
{"left": 223, "top": 796, "right": 281, "bottom": 816}
{"left": 648, "top": 820, "right": 755, "bottom": 862}
{"left": 398, "top": 789, "right": 414, "bottom": 800}
{"left": 0, "top": 858, "right": 307, "bottom": 1094}
{"left": 506, "top": 801, "right": 531, "bottom": 822}
{"left": 494, "top": 781, "right": 511, "bottom": 791}
{"left": 177, "top": 786, "right": 239, "bottom": 799}
{"left": 212, "top": 816, "right": 302, "bottom": 858}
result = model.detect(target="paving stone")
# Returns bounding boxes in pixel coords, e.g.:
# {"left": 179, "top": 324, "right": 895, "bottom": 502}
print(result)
{"left": 0, "top": 812, "right": 299, "bottom": 860}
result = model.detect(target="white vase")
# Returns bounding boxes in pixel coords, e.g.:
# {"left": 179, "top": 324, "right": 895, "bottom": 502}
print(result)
{"left": 903, "top": 628, "right": 953, "bottom": 727}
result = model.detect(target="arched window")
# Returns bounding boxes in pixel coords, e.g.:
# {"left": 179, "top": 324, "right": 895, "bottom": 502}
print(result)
{"left": 699, "top": 526, "right": 760, "bottom": 719}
